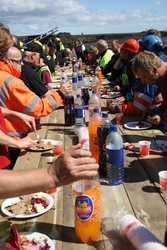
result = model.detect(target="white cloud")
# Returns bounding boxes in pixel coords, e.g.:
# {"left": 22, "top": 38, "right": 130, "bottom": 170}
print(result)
{"left": 156, "top": 0, "right": 161, "bottom": 5}
{"left": 0, "top": 0, "right": 166, "bottom": 35}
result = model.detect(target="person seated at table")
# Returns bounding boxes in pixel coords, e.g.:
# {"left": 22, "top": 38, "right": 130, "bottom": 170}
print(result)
{"left": 0, "top": 143, "right": 99, "bottom": 199}
{"left": 89, "top": 45, "right": 100, "bottom": 67}
{"left": 56, "top": 47, "right": 72, "bottom": 67}
{"left": 0, "top": 107, "right": 35, "bottom": 170}
{"left": 75, "top": 38, "right": 85, "bottom": 59}
{"left": 109, "top": 38, "right": 139, "bottom": 97}
{"left": 47, "top": 40, "right": 58, "bottom": 74}
{"left": 1, "top": 46, "right": 72, "bottom": 167}
{"left": 20, "top": 42, "right": 50, "bottom": 97}
{"left": 97, "top": 39, "right": 114, "bottom": 78}
{"left": 109, "top": 78, "right": 163, "bottom": 116}
{"left": 69, "top": 41, "right": 77, "bottom": 61}
{"left": 132, "top": 51, "right": 167, "bottom": 129}
{"left": 102, "top": 40, "right": 121, "bottom": 81}
{"left": 36, "top": 57, "right": 53, "bottom": 90}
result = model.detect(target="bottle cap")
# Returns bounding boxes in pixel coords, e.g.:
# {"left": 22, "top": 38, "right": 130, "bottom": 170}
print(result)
{"left": 94, "top": 107, "right": 99, "bottom": 113}
{"left": 111, "top": 124, "right": 117, "bottom": 132}
{"left": 102, "top": 111, "right": 108, "bottom": 118}
{"left": 77, "top": 94, "right": 80, "bottom": 98}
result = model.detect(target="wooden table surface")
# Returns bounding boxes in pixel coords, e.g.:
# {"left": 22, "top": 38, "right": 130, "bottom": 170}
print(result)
{"left": 0, "top": 68, "right": 167, "bottom": 249}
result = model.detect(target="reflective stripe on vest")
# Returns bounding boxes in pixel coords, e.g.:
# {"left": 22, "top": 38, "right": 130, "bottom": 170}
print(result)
{"left": 8, "top": 131, "right": 28, "bottom": 138}
{"left": 37, "top": 65, "right": 52, "bottom": 80}
{"left": 46, "top": 95, "right": 58, "bottom": 110}
{"left": 0, "top": 76, "right": 15, "bottom": 108}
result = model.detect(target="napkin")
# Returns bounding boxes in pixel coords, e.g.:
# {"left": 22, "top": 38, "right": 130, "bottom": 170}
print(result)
{"left": 4, "top": 225, "right": 23, "bottom": 250}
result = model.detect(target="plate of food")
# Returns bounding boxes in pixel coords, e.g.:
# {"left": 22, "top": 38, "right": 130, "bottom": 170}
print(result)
{"left": 1, "top": 192, "right": 54, "bottom": 219}
{"left": 150, "top": 139, "right": 167, "bottom": 155}
{"left": 124, "top": 121, "right": 152, "bottom": 130}
{"left": 52, "top": 79, "right": 60, "bottom": 83}
{"left": 29, "top": 139, "right": 56, "bottom": 152}
{"left": 101, "top": 93, "right": 121, "bottom": 99}
{"left": 1, "top": 231, "right": 54, "bottom": 250}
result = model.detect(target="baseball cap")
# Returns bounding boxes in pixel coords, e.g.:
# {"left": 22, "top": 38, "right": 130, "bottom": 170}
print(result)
{"left": 24, "top": 42, "right": 44, "bottom": 57}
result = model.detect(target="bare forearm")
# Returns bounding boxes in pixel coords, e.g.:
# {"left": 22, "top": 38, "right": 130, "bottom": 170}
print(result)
{"left": 0, "top": 167, "right": 55, "bottom": 199}
{"left": 0, "top": 130, "right": 21, "bottom": 148}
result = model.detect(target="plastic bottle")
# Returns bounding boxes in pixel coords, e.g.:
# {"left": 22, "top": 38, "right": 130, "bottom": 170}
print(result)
{"left": 91, "top": 74, "right": 101, "bottom": 97}
{"left": 97, "top": 112, "right": 113, "bottom": 176}
{"left": 78, "top": 57, "right": 83, "bottom": 71}
{"left": 72, "top": 131, "right": 100, "bottom": 243}
{"left": 60, "top": 76, "right": 66, "bottom": 86}
{"left": 95, "top": 64, "right": 102, "bottom": 87}
{"left": 89, "top": 107, "right": 102, "bottom": 163}
{"left": 88, "top": 89, "right": 101, "bottom": 119}
{"left": 74, "top": 61, "right": 80, "bottom": 73}
{"left": 81, "top": 75, "right": 89, "bottom": 105}
{"left": 61, "top": 69, "right": 67, "bottom": 81}
{"left": 106, "top": 125, "right": 124, "bottom": 185}
{"left": 74, "top": 94, "right": 85, "bottom": 134}
{"left": 64, "top": 93, "right": 75, "bottom": 126}
{"left": 78, "top": 69, "right": 82, "bottom": 88}
{"left": 72, "top": 69, "right": 78, "bottom": 91}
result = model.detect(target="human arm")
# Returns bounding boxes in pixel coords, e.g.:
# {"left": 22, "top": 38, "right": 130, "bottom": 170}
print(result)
{"left": 0, "top": 144, "right": 99, "bottom": 199}
{"left": 0, "top": 130, "right": 34, "bottom": 149}
{"left": 1, "top": 107, "right": 36, "bottom": 132}
{"left": 58, "top": 82, "right": 72, "bottom": 95}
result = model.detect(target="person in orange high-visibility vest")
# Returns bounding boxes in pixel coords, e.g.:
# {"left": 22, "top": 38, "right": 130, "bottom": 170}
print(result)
{"left": 0, "top": 46, "right": 72, "bottom": 168}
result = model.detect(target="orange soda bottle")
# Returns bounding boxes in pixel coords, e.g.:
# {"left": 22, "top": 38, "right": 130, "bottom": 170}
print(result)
{"left": 79, "top": 57, "right": 83, "bottom": 71}
{"left": 91, "top": 74, "right": 101, "bottom": 97}
{"left": 95, "top": 64, "right": 102, "bottom": 87}
{"left": 88, "top": 90, "right": 101, "bottom": 119}
{"left": 72, "top": 176, "right": 100, "bottom": 243}
{"left": 89, "top": 107, "right": 102, "bottom": 163}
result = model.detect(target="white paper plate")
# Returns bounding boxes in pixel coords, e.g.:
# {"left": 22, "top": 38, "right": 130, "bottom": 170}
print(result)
{"left": 29, "top": 139, "right": 57, "bottom": 152}
{"left": 1, "top": 232, "right": 54, "bottom": 250}
{"left": 53, "top": 85, "right": 60, "bottom": 89}
{"left": 66, "top": 72, "right": 72, "bottom": 76}
{"left": 52, "top": 79, "right": 60, "bottom": 83}
{"left": 124, "top": 121, "right": 152, "bottom": 130}
{"left": 101, "top": 93, "right": 121, "bottom": 99}
{"left": 1, "top": 192, "right": 54, "bottom": 219}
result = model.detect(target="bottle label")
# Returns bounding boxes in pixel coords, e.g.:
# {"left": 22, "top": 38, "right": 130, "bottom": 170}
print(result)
{"left": 74, "top": 107, "right": 84, "bottom": 118}
{"left": 73, "top": 182, "right": 100, "bottom": 222}
{"left": 64, "top": 104, "right": 74, "bottom": 115}
{"left": 78, "top": 75, "right": 82, "bottom": 81}
{"left": 106, "top": 147, "right": 124, "bottom": 165}
{"left": 72, "top": 77, "right": 78, "bottom": 83}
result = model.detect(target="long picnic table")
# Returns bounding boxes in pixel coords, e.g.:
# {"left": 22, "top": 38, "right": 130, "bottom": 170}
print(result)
{"left": 0, "top": 68, "right": 167, "bottom": 249}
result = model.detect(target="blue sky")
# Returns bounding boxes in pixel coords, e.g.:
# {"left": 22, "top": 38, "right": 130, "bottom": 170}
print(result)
{"left": 0, "top": 0, "right": 167, "bottom": 36}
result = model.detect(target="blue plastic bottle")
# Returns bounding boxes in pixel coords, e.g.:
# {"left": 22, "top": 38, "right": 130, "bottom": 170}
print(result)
{"left": 106, "top": 125, "right": 124, "bottom": 185}
{"left": 72, "top": 69, "right": 78, "bottom": 90}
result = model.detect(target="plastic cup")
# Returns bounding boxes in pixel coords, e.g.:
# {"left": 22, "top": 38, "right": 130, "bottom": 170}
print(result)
{"left": 115, "top": 113, "right": 123, "bottom": 125}
{"left": 102, "top": 88, "right": 107, "bottom": 95}
{"left": 138, "top": 140, "right": 151, "bottom": 157}
{"left": 52, "top": 141, "right": 62, "bottom": 156}
{"left": 46, "top": 188, "right": 57, "bottom": 195}
{"left": 106, "top": 99, "right": 112, "bottom": 108}
{"left": 158, "top": 171, "right": 167, "bottom": 192}
{"left": 35, "top": 117, "right": 41, "bottom": 129}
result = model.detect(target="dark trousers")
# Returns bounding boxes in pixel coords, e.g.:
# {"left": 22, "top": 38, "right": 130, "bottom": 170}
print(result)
{"left": 8, "top": 147, "right": 21, "bottom": 170}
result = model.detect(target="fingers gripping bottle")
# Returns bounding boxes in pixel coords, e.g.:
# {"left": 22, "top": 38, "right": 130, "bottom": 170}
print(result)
{"left": 89, "top": 107, "right": 102, "bottom": 163}
{"left": 73, "top": 131, "right": 100, "bottom": 243}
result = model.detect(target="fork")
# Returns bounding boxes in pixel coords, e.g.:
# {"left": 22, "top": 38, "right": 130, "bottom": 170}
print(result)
{"left": 36, "top": 133, "right": 41, "bottom": 142}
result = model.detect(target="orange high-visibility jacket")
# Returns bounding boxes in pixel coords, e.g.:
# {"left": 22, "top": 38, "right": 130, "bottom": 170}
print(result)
{"left": 117, "top": 91, "right": 163, "bottom": 115}
{"left": 0, "top": 62, "right": 62, "bottom": 139}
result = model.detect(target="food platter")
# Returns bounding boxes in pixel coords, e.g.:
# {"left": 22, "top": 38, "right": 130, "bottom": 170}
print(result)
{"left": 124, "top": 121, "right": 152, "bottom": 130}
{"left": 29, "top": 139, "right": 56, "bottom": 152}
{"left": 1, "top": 192, "right": 54, "bottom": 219}
{"left": 1, "top": 232, "right": 54, "bottom": 250}
{"left": 101, "top": 93, "right": 121, "bottom": 99}
{"left": 52, "top": 79, "right": 60, "bottom": 83}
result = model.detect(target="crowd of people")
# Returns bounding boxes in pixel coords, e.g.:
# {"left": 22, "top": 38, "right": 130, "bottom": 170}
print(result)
{"left": 1, "top": 22, "right": 167, "bottom": 199}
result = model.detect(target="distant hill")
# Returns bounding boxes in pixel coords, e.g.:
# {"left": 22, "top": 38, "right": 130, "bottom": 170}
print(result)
{"left": 19, "top": 31, "right": 167, "bottom": 49}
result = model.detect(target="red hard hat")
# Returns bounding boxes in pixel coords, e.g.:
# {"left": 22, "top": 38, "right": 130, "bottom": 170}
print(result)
{"left": 119, "top": 38, "right": 139, "bottom": 53}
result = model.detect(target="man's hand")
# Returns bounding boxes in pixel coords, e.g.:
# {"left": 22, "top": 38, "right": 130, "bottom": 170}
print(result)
{"left": 18, "top": 113, "right": 36, "bottom": 133}
{"left": 113, "top": 85, "right": 121, "bottom": 91}
{"left": 147, "top": 115, "right": 161, "bottom": 125}
{"left": 59, "top": 82, "right": 72, "bottom": 95}
{"left": 109, "top": 103, "right": 116, "bottom": 113}
{"left": 16, "top": 136, "right": 34, "bottom": 149}
{"left": 50, "top": 144, "right": 99, "bottom": 187}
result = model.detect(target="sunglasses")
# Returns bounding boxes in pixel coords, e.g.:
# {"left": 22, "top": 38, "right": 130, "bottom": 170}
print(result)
{"left": 8, "top": 57, "right": 23, "bottom": 64}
